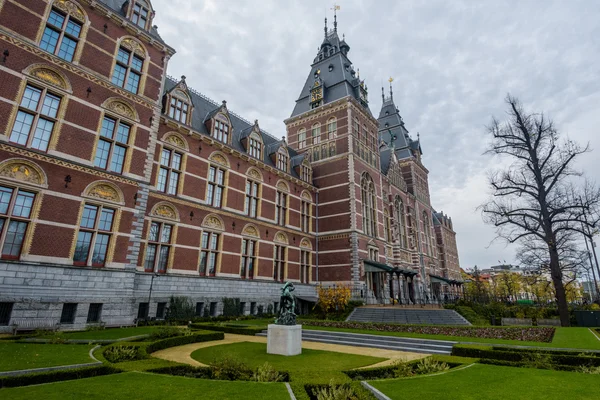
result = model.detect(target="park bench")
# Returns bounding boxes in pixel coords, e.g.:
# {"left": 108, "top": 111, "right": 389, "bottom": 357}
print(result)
{"left": 103, "top": 317, "right": 137, "bottom": 328}
{"left": 501, "top": 317, "right": 532, "bottom": 326}
{"left": 11, "top": 318, "right": 60, "bottom": 335}
{"left": 537, "top": 318, "right": 561, "bottom": 327}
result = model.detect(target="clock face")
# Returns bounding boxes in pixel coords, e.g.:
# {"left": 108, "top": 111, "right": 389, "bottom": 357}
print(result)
{"left": 311, "top": 88, "right": 323, "bottom": 102}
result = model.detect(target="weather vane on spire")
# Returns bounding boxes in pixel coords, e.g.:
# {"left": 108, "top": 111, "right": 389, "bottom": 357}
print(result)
{"left": 388, "top": 77, "right": 394, "bottom": 99}
{"left": 331, "top": 3, "right": 340, "bottom": 32}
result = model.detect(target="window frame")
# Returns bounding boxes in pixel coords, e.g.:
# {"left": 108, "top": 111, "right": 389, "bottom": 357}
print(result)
{"left": 73, "top": 203, "right": 116, "bottom": 267}
{"left": 277, "top": 149, "right": 289, "bottom": 173}
{"left": 300, "top": 199, "right": 310, "bottom": 233}
{"left": 273, "top": 244, "right": 286, "bottom": 282}
{"left": 395, "top": 197, "right": 408, "bottom": 248}
{"left": 275, "top": 190, "right": 287, "bottom": 226}
{"left": 131, "top": 1, "right": 151, "bottom": 30}
{"left": 111, "top": 46, "right": 144, "bottom": 94}
{"left": 207, "top": 165, "right": 226, "bottom": 208}
{"left": 312, "top": 123, "right": 321, "bottom": 145}
{"left": 93, "top": 115, "right": 132, "bottom": 174}
{"left": 298, "top": 128, "right": 307, "bottom": 149}
{"left": 240, "top": 238, "right": 257, "bottom": 279}
{"left": 212, "top": 115, "right": 230, "bottom": 144}
{"left": 144, "top": 220, "right": 173, "bottom": 273}
{"left": 0, "top": 185, "right": 37, "bottom": 260}
{"left": 157, "top": 146, "right": 183, "bottom": 195}
{"left": 248, "top": 133, "right": 262, "bottom": 159}
{"left": 300, "top": 249, "right": 311, "bottom": 284}
{"left": 327, "top": 118, "right": 337, "bottom": 140}
{"left": 167, "top": 94, "right": 190, "bottom": 124}
{"left": 244, "top": 179, "right": 260, "bottom": 218}
{"left": 40, "top": 8, "right": 83, "bottom": 62}
{"left": 199, "top": 231, "right": 220, "bottom": 277}
{"left": 361, "top": 174, "right": 377, "bottom": 237}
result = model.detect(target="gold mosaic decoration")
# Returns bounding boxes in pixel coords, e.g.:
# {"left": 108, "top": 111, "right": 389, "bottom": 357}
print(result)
{"left": 121, "top": 38, "right": 146, "bottom": 58}
{"left": 103, "top": 98, "right": 138, "bottom": 121}
{"left": 242, "top": 224, "right": 259, "bottom": 238}
{"left": 274, "top": 232, "right": 288, "bottom": 244}
{"left": 53, "top": 0, "right": 86, "bottom": 22}
{"left": 163, "top": 133, "right": 187, "bottom": 150}
{"left": 246, "top": 168, "right": 262, "bottom": 181}
{"left": 300, "top": 238, "right": 312, "bottom": 249}
{"left": 152, "top": 203, "right": 178, "bottom": 220}
{"left": 0, "top": 159, "right": 46, "bottom": 186}
{"left": 202, "top": 215, "right": 224, "bottom": 230}
{"left": 276, "top": 181, "right": 289, "bottom": 192}
{"left": 208, "top": 153, "right": 229, "bottom": 167}
{"left": 84, "top": 182, "right": 124, "bottom": 204}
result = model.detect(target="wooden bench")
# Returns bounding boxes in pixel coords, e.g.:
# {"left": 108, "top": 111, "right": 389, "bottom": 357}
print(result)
{"left": 11, "top": 318, "right": 60, "bottom": 335}
{"left": 501, "top": 317, "right": 533, "bottom": 326}
{"left": 103, "top": 317, "right": 137, "bottom": 328}
{"left": 537, "top": 318, "right": 561, "bottom": 327}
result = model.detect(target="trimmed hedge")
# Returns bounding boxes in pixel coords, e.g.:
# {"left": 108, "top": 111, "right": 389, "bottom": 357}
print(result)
{"left": 452, "top": 345, "right": 600, "bottom": 367}
{"left": 0, "top": 365, "right": 120, "bottom": 388}
{"left": 492, "top": 346, "right": 600, "bottom": 357}
{"left": 479, "top": 358, "right": 580, "bottom": 372}
{"left": 189, "top": 323, "right": 264, "bottom": 336}
{"left": 148, "top": 364, "right": 291, "bottom": 382}
{"left": 145, "top": 331, "right": 224, "bottom": 353}
{"left": 343, "top": 360, "right": 462, "bottom": 380}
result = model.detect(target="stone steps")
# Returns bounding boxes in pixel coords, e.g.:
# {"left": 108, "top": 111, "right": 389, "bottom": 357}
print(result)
{"left": 347, "top": 308, "right": 470, "bottom": 326}
{"left": 257, "top": 329, "right": 455, "bottom": 355}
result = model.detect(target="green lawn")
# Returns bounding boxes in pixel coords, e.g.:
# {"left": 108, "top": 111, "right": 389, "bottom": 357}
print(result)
{"left": 191, "top": 341, "right": 385, "bottom": 383}
{"left": 0, "top": 371, "right": 290, "bottom": 400}
{"left": 41, "top": 327, "right": 162, "bottom": 341}
{"left": 0, "top": 343, "right": 94, "bottom": 372}
{"left": 303, "top": 325, "right": 600, "bottom": 350}
{"left": 371, "top": 364, "right": 600, "bottom": 400}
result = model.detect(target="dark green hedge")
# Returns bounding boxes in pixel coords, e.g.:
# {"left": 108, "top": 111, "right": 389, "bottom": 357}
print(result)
{"left": 148, "top": 364, "right": 290, "bottom": 382}
{"left": 189, "top": 324, "right": 264, "bottom": 336}
{"left": 479, "top": 358, "right": 580, "bottom": 372}
{"left": 145, "top": 331, "right": 224, "bottom": 354}
{"left": 343, "top": 361, "right": 462, "bottom": 380}
{"left": 0, "top": 365, "right": 120, "bottom": 388}
{"left": 452, "top": 345, "right": 600, "bottom": 367}
{"left": 491, "top": 346, "right": 600, "bottom": 357}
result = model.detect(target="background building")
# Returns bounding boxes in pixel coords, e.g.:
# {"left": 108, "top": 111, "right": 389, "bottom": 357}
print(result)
{"left": 0, "top": 1, "right": 461, "bottom": 330}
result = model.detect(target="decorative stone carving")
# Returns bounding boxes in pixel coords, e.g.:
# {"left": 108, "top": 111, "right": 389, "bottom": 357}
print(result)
{"left": 31, "top": 68, "right": 67, "bottom": 89}
{"left": 87, "top": 184, "right": 120, "bottom": 202}
{"left": 246, "top": 168, "right": 262, "bottom": 181}
{"left": 53, "top": 0, "right": 85, "bottom": 22}
{"left": 301, "top": 191, "right": 312, "bottom": 201}
{"left": 300, "top": 238, "right": 312, "bottom": 249}
{"left": 274, "top": 232, "right": 288, "bottom": 244}
{"left": 104, "top": 98, "right": 137, "bottom": 120}
{"left": 152, "top": 203, "right": 178, "bottom": 220}
{"left": 242, "top": 225, "right": 259, "bottom": 237}
{"left": 164, "top": 134, "right": 187, "bottom": 150}
{"left": 276, "top": 181, "right": 289, "bottom": 192}
{"left": 202, "top": 215, "right": 224, "bottom": 230}
{"left": 0, "top": 160, "right": 45, "bottom": 186}
{"left": 209, "top": 153, "right": 229, "bottom": 167}
{"left": 120, "top": 38, "right": 146, "bottom": 57}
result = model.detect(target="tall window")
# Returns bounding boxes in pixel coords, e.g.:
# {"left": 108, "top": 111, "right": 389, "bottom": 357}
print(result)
{"left": 74, "top": 204, "right": 114, "bottom": 267}
{"left": 131, "top": 1, "right": 150, "bottom": 29}
{"left": 144, "top": 221, "right": 172, "bottom": 273}
{"left": 249, "top": 135, "right": 262, "bottom": 159}
{"left": 240, "top": 239, "right": 256, "bottom": 279}
{"left": 384, "top": 209, "right": 391, "bottom": 242}
{"left": 273, "top": 245, "right": 286, "bottom": 282}
{"left": 9, "top": 85, "right": 61, "bottom": 152}
{"left": 168, "top": 97, "right": 189, "bottom": 124}
{"left": 157, "top": 148, "right": 182, "bottom": 195}
{"left": 329, "top": 142, "right": 336, "bottom": 157}
{"left": 421, "top": 211, "right": 431, "bottom": 256}
{"left": 312, "top": 123, "right": 321, "bottom": 145}
{"left": 94, "top": 116, "right": 130, "bottom": 174}
{"left": 245, "top": 180, "right": 259, "bottom": 217}
{"left": 327, "top": 118, "right": 336, "bottom": 140}
{"left": 112, "top": 47, "right": 143, "bottom": 94}
{"left": 354, "top": 118, "right": 360, "bottom": 139}
{"left": 301, "top": 200, "right": 310, "bottom": 233}
{"left": 361, "top": 174, "right": 376, "bottom": 237}
{"left": 311, "top": 146, "right": 320, "bottom": 162}
{"left": 277, "top": 150, "right": 288, "bottom": 172}
{"left": 199, "top": 232, "right": 219, "bottom": 276}
{"left": 0, "top": 186, "right": 35, "bottom": 259}
{"left": 300, "top": 250, "right": 310, "bottom": 283}
{"left": 275, "top": 191, "right": 287, "bottom": 226}
{"left": 40, "top": 9, "right": 82, "bottom": 62}
{"left": 212, "top": 117, "right": 229, "bottom": 143}
{"left": 301, "top": 165, "right": 311, "bottom": 182}
{"left": 298, "top": 129, "right": 306, "bottom": 149}
{"left": 207, "top": 166, "right": 225, "bottom": 208}
{"left": 395, "top": 197, "right": 407, "bottom": 248}
{"left": 368, "top": 247, "right": 379, "bottom": 261}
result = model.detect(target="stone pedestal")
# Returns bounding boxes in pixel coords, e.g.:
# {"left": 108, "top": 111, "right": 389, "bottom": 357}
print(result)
{"left": 267, "top": 324, "right": 302, "bottom": 356}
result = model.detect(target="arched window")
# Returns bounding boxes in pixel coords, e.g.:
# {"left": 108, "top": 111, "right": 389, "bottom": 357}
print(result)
{"left": 421, "top": 211, "right": 431, "bottom": 256}
{"left": 311, "top": 123, "right": 321, "bottom": 145}
{"left": 327, "top": 118, "right": 337, "bottom": 140}
{"left": 111, "top": 40, "right": 145, "bottom": 94}
{"left": 361, "top": 173, "right": 376, "bottom": 237}
{"left": 167, "top": 89, "right": 191, "bottom": 124}
{"left": 277, "top": 148, "right": 289, "bottom": 173}
{"left": 212, "top": 114, "right": 230, "bottom": 144}
{"left": 40, "top": 2, "right": 85, "bottom": 62}
{"left": 384, "top": 209, "right": 391, "bottom": 243}
{"left": 298, "top": 128, "right": 307, "bottom": 149}
{"left": 248, "top": 132, "right": 262, "bottom": 160}
{"left": 395, "top": 197, "right": 407, "bottom": 248}
{"left": 129, "top": 1, "right": 153, "bottom": 30}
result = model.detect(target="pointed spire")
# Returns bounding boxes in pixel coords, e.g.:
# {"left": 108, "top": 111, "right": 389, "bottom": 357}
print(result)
{"left": 388, "top": 77, "right": 394, "bottom": 100}
{"left": 381, "top": 86, "right": 385, "bottom": 102}
{"left": 324, "top": 17, "right": 328, "bottom": 38}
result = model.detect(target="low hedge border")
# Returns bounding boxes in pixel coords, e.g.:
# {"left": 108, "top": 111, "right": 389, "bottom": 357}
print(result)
{"left": 0, "top": 365, "right": 120, "bottom": 388}
{"left": 452, "top": 345, "right": 600, "bottom": 367}
{"left": 302, "top": 382, "right": 373, "bottom": 400}
{"left": 479, "top": 358, "right": 580, "bottom": 372}
{"left": 145, "top": 331, "right": 224, "bottom": 353}
{"left": 491, "top": 346, "right": 600, "bottom": 357}
{"left": 189, "top": 323, "right": 264, "bottom": 336}
{"left": 343, "top": 360, "right": 462, "bottom": 380}
{"left": 304, "top": 320, "right": 555, "bottom": 342}
{"left": 148, "top": 364, "right": 291, "bottom": 382}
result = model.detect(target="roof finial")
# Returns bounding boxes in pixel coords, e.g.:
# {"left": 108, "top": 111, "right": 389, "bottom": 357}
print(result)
{"left": 332, "top": 4, "right": 340, "bottom": 32}
{"left": 388, "top": 77, "right": 394, "bottom": 100}
{"left": 381, "top": 86, "right": 385, "bottom": 102}
{"left": 324, "top": 17, "right": 328, "bottom": 38}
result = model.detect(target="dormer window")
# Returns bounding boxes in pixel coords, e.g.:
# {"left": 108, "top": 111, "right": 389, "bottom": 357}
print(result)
{"left": 167, "top": 89, "right": 190, "bottom": 124}
{"left": 130, "top": 1, "right": 153, "bottom": 30}
{"left": 212, "top": 115, "right": 229, "bottom": 144}
{"left": 301, "top": 161, "right": 312, "bottom": 182}
{"left": 277, "top": 148, "right": 289, "bottom": 173}
{"left": 248, "top": 133, "right": 262, "bottom": 159}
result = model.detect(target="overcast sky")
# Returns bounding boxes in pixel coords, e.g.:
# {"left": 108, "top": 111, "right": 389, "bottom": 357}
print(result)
{"left": 151, "top": 0, "right": 600, "bottom": 271}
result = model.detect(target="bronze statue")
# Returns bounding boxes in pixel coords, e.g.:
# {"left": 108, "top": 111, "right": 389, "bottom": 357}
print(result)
{"left": 275, "top": 281, "right": 297, "bottom": 325}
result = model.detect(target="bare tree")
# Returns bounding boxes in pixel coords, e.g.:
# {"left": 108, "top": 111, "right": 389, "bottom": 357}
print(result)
{"left": 481, "top": 95, "right": 600, "bottom": 326}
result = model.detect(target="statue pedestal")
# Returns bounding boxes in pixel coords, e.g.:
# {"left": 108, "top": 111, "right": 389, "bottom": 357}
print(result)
{"left": 267, "top": 324, "right": 302, "bottom": 356}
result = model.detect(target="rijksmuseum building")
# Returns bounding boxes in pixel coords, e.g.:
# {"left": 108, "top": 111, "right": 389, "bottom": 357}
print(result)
{"left": 0, "top": 0, "right": 461, "bottom": 328}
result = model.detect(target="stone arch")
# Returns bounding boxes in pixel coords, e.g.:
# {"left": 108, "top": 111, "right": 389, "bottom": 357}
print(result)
{"left": 300, "top": 238, "right": 312, "bottom": 250}
{"left": 117, "top": 36, "right": 148, "bottom": 59}
{"left": 51, "top": 0, "right": 88, "bottom": 23}
{"left": 241, "top": 223, "right": 260, "bottom": 238}
{"left": 101, "top": 97, "right": 139, "bottom": 122}
{"left": 202, "top": 213, "right": 225, "bottom": 231}
{"left": 208, "top": 151, "right": 230, "bottom": 168}
{"left": 0, "top": 158, "right": 48, "bottom": 188}
{"left": 23, "top": 64, "right": 72, "bottom": 92}
{"left": 82, "top": 180, "right": 125, "bottom": 205}
{"left": 275, "top": 180, "right": 290, "bottom": 193}
{"left": 161, "top": 131, "right": 189, "bottom": 151}
{"left": 149, "top": 201, "right": 179, "bottom": 222}
{"left": 301, "top": 190, "right": 312, "bottom": 202}
{"left": 273, "top": 231, "right": 289, "bottom": 244}
{"left": 246, "top": 167, "right": 263, "bottom": 182}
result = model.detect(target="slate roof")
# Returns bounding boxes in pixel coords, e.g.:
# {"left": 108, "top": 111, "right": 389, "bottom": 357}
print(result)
{"left": 377, "top": 95, "right": 421, "bottom": 164}
{"left": 98, "top": 0, "right": 167, "bottom": 45}
{"left": 290, "top": 24, "right": 371, "bottom": 118}
{"left": 163, "top": 77, "right": 304, "bottom": 179}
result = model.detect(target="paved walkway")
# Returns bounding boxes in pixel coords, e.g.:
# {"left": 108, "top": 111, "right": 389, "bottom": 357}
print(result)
{"left": 151, "top": 333, "right": 426, "bottom": 368}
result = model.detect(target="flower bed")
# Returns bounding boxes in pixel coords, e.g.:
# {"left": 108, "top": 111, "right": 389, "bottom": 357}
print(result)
{"left": 305, "top": 320, "right": 555, "bottom": 342}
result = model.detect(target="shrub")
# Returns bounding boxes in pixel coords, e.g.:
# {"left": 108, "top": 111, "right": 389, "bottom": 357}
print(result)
{"left": 312, "top": 380, "right": 356, "bottom": 400}
{"left": 253, "top": 362, "right": 284, "bottom": 382}
{"left": 103, "top": 345, "right": 146, "bottom": 363}
{"left": 149, "top": 326, "right": 192, "bottom": 340}
{"left": 0, "top": 366, "right": 120, "bottom": 388}
{"left": 578, "top": 365, "right": 600, "bottom": 374}
{"left": 414, "top": 357, "right": 449, "bottom": 374}
{"left": 222, "top": 298, "right": 242, "bottom": 317}
{"left": 165, "top": 296, "right": 195, "bottom": 321}
{"left": 149, "top": 365, "right": 213, "bottom": 379}
{"left": 211, "top": 357, "right": 252, "bottom": 381}
{"left": 392, "top": 359, "right": 414, "bottom": 377}
{"left": 189, "top": 323, "right": 264, "bottom": 336}
{"left": 145, "top": 331, "right": 224, "bottom": 354}
{"left": 257, "top": 305, "right": 264, "bottom": 317}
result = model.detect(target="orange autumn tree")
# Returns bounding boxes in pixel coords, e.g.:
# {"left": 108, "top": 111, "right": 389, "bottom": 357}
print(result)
{"left": 316, "top": 284, "right": 352, "bottom": 315}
